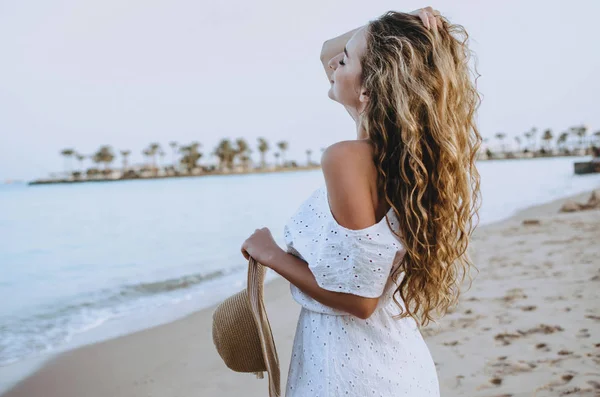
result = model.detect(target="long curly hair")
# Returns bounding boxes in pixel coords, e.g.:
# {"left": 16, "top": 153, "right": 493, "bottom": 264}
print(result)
{"left": 360, "top": 11, "right": 482, "bottom": 327}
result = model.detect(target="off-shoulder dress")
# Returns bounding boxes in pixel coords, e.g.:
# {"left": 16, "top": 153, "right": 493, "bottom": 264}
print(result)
{"left": 283, "top": 183, "right": 440, "bottom": 397}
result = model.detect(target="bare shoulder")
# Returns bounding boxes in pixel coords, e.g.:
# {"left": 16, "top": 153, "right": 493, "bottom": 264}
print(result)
{"left": 321, "top": 140, "right": 379, "bottom": 230}
{"left": 321, "top": 139, "right": 374, "bottom": 163}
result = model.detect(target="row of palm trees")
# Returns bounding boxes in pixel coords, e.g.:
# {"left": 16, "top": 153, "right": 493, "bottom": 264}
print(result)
{"left": 488, "top": 125, "right": 600, "bottom": 154}
{"left": 56, "top": 124, "right": 599, "bottom": 179}
{"left": 59, "top": 137, "right": 322, "bottom": 177}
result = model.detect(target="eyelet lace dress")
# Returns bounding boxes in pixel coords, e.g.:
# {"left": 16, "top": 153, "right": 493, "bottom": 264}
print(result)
{"left": 283, "top": 184, "right": 440, "bottom": 397}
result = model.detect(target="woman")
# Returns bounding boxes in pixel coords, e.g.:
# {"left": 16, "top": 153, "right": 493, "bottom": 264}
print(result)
{"left": 241, "top": 7, "right": 481, "bottom": 396}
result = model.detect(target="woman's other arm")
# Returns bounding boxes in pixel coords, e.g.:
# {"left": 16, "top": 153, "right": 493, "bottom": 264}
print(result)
{"left": 268, "top": 250, "right": 378, "bottom": 320}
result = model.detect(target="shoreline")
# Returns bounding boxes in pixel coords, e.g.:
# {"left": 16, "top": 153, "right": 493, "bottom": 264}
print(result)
{"left": 27, "top": 165, "right": 321, "bottom": 186}
{"left": 21, "top": 153, "right": 598, "bottom": 187}
{"left": 1, "top": 185, "right": 599, "bottom": 396}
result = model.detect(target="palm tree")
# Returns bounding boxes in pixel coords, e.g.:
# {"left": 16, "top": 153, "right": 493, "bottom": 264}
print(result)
{"left": 239, "top": 154, "right": 251, "bottom": 169}
{"left": 75, "top": 153, "right": 86, "bottom": 172}
{"left": 235, "top": 138, "right": 252, "bottom": 170}
{"left": 306, "top": 149, "right": 313, "bottom": 166}
{"left": 60, "top": 148, "right": 75, "bottom": 174}
{"left": 277, "top": 141, "right": 289, "bottom": 166}
{"left": 93, "top": 145, "right": 115, "bottom": 172}
{"left": 214, "top": 139, "right": 235, "bottom": 170}
{"left": 524, "top": 127, "right": 537, "bottom": 152}
{"left": 494, "top": 132, "right": 506, "bottom": 153}
{"left": 557, "top": 132, "right": 569, "bottom": 153}
{"left": 159, "top": 150, "right": 166, "bottom": 169}
{"left": 169, "top": 141, "right": 178, "bottom": 166}
{"left": 147, "top": 143, "right": 161, "bottom": 172}
{"left": 142, "top": 149, "right": 152, "bottom": 170}
{"left": 179, "top": 142, "right": 203, "bottom": 173}
{"left": 541, "top": 129, "right": 553, "bottom": 152}
{"left": 570, "top": 125, "right": 588, "bottom": 150}
{"left": 257, "top": 138, "right": 269, "bottom": 168}
{"left": 274, "top": 152, "right": 281, "bottom": 167}
{"left": 120, "top": 150, "right": 131, "bottom": 172}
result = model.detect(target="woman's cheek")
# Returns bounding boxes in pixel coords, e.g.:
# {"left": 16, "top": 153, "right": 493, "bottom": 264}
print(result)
{"left": 338, "top": 78, "right": 349, "bottom": 101}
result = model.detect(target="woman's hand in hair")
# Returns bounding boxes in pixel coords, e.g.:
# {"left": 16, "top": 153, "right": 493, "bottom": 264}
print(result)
{"left": 409, "top": 6, "right": 441, "bottom": 31}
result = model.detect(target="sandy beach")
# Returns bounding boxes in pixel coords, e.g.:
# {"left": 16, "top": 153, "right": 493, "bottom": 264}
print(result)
{"left": 2, "top": 188, "right": 599, "bottom": 397}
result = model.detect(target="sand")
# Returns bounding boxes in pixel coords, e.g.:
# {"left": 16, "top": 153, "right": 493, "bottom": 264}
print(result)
{"left": 423, "top": 190, "right": 600, "bottom": 396}
{"left": 2, "top": 189, "right": 599, "bottom": 397}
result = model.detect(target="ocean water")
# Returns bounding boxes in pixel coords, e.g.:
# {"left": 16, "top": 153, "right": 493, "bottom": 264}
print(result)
{"left": 1, "top": 156, "right": 599, "bottom": 368}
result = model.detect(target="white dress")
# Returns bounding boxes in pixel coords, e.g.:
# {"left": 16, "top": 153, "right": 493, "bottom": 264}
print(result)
{"left": 282, "top": 183, "right": 440, "bottom": 397}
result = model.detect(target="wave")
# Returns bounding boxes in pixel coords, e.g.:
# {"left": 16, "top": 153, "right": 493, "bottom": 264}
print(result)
{"left": 0, "top": 267, "right": 241, "bottom": 366}
{"left": 117, "top": 269, "right": 226, "bottom": 296}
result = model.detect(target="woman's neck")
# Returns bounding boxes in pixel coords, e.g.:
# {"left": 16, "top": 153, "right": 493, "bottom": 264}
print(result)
{"left": 356, "top": 112, "right": 368, "bottom": 140}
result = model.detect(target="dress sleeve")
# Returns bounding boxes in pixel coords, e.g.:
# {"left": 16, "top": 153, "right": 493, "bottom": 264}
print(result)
{"left": 305, "top": 219, "right": 402, "bottom": 298}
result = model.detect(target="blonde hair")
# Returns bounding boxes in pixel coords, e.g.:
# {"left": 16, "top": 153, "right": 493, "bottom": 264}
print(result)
{"left": 360, "top": 11, "right": 482, "bottom": 327}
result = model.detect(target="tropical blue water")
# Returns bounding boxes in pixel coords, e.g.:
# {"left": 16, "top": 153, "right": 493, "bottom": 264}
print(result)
{"left": 1, "top": 156, "right": 599, "bottom": 368}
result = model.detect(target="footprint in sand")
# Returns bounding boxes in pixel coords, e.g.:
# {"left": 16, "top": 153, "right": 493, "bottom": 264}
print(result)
{"left": 494, "top": 325, "right": 564, "bottom": 346}
{"left": 517, "top": 324, "right": 564, "bottom": 336}
{"left": 520, "top": 305, "right": 537, "bottom": 311}
{"left": 494, "top": 332, "right": 521, "bottom": 346}
{"left": 545, "top": 295, "right": 567, "bottom": 302}
{"left": 490, "top": 359, "right": 536, "bottom": 374}
{"left": 588, "top": 380, "right": 600, "bottom": 390}
{"left": 443, "top": 340, "right": 460, "bottom": 346}
{"left": 522, "top": 219, "right": 541, "bottom": 226}
{"left": 561, "top": 374, "right": 574, "bottom": 382}
{"left": 500, "top": 288, "right": 528, "bottom": 304}
{"left": 536, "top": 343, "right": 551, "bottom": 352}
{"left": 577, "top": 328, "right": 591, "bottom": 338}
{"left": 490, "top": 377, "right": 503, "bottom": 386}
{"left": 535, "top": 373, "right": 578, "bottom": 394}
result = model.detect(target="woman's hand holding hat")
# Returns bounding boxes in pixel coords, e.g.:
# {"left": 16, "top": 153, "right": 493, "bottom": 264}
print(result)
{"left": 241, "top": 227, "right": 285, "bottom": 268}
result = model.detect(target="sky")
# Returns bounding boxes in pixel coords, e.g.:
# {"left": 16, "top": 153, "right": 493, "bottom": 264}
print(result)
{"left": 1, "top": 0, "right": 599, "bottom": 181}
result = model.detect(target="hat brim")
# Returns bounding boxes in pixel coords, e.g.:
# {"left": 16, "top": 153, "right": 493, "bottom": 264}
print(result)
{"left": 248, "top": 257, "right": 281, "bottom": 397}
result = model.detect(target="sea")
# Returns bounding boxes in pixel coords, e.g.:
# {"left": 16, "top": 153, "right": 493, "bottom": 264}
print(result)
{"left": 1, "top": 156, "right": 599, "bottom": 377}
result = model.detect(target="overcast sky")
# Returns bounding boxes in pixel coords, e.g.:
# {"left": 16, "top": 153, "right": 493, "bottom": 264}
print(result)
{"left": 1, "top": 0, "right": 598, "bottom": 181}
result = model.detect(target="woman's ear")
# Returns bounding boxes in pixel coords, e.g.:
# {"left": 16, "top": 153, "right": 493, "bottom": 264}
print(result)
{"left": 359, "top": 90, "right": 369, "bottom": 103}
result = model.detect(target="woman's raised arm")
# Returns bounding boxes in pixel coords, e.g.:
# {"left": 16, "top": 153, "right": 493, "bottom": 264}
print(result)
{"left": 318, "top": 7, "right": 439, "bottom": 121}
{"left": 319, "top": 7, "right": 439, "bottom": 83}
{"left": 320, "top": 26, "right": 364, "bottom": 121}
{"left": 319, "top": 25, "right": 364, "bottom": 83}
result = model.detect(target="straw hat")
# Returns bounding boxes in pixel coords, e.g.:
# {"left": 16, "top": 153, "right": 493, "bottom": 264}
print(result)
{"left": 211, "top": 256, "right": 281, "bottom": 397}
